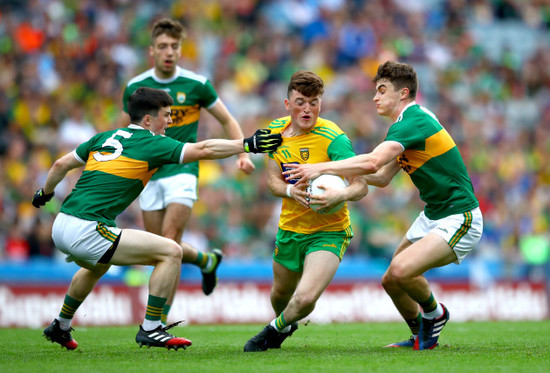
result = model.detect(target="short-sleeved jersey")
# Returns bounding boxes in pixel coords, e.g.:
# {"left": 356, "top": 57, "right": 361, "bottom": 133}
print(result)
{"left": 268, "top": 116, "right": 356, "bottom": 234}
{"left": 385, "top": 103, "right": 479, "bottom": 220}
{"left": 122, "top": 66, "right": 218, "bottom": 180}
{"left": 60, "top": 125, "right": 185, "bottom": 226}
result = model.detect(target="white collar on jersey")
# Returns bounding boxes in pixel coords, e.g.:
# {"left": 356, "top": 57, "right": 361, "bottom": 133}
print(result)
{"left": 128, "top": 123, "right": 155, "bottom": 136}
{"left": 396, "top": 101, "right": 417, "bottom": 122}
{"left": 153, "top": 66, "right": 181, "bottom": 84}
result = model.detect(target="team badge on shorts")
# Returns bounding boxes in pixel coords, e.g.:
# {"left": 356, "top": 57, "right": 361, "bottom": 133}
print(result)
{"left": 177, "top": 92, "right": 186, "bottom": 104}
{"left": 274, "top": 245, "right": 279, "bottom": 257}
{"left": 300, "top": 148, "right": 309, "bottom": 161}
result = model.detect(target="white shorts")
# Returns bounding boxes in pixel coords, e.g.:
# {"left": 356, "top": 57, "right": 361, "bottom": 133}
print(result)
{"left": 139, "top": 173, "right": 197, "bottom": 211}
{"left": 52, "top": 213, "right": 121, "bottom": 266}
{"left": 406, "top": 207, "right": 483, "bottom": 264}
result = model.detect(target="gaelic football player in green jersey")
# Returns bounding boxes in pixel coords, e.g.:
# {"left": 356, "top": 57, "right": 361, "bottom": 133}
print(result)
{"left": 243, "top": 71, "right": 368, "bottom": 352}
{"left": 32, "top": 87, "right": 281, "bottom": 350}
{"left": 284, "top": 61, "right": 483, "bottom": 350}
{"left": 121, "top": 19, "right": 255, "bottom": 319}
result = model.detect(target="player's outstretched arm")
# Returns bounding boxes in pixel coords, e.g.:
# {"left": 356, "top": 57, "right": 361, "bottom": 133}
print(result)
{"left": 32, "top": 152, "right": 84, "bottom": 208}
{"left": 283, "top": 141, "right": 403, "bottom": 186}
{"left": 183, "top": 129, "right": 282, "bottom": 162}
{"left": 365, "top": 160, "right": 401, "bottom": 188}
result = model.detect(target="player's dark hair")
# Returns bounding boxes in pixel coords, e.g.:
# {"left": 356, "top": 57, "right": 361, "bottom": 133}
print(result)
{"left": 128, "top": 87, "right": 174, "bottom": 123}
{"left": 287, "top": 71, "right": 324, "bottom": 98}
{"left": 151, "top": 18, "right": 186, "bottom": 44}
{"left": 373, "top": 61, "right": 418, "bottom": 99}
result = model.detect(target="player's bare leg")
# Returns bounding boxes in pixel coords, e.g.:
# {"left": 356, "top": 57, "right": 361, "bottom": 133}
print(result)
{"left": 143, "top": 203, "right": 222, "bottom": 326}
{"left": 109, "top": 229, "right": 192, "bottom": 349}
{"left": 382, "top": 234, "right": 456, "bottom": 349}
{"left": 244, "top": 251, "right": 339, "bottom": 352}
{"left": 280, "top": 251, "right": 340, "bottom": 322}
{"left": 43, "top": 264, "right": 110, "bottom": 350}
{"left": 271, "top": 261, "right": 301, "bottom": 315}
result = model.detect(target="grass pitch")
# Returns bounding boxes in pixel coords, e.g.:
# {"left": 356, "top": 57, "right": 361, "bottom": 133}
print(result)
{"left": 1, "top": 321, "right": 549, "bottom": 373}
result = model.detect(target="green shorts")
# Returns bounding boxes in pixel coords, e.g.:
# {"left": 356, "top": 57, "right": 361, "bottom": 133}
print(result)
{"left": 273, "top": 227, "right": 353, "bottom": 272}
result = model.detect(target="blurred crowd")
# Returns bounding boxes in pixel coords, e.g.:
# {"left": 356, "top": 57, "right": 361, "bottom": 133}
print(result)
{"left": 1, "top": 0, "right": 550, "bottom": 280}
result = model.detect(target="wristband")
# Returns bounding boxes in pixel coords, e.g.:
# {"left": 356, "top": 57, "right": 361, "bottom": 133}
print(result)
{"left": 286, "top": 184, "right": 292, "bottom": 198}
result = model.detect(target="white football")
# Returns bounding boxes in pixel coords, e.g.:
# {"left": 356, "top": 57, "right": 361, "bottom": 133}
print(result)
{"left": 307, "top": 174, "right": 349, "bottom": 214}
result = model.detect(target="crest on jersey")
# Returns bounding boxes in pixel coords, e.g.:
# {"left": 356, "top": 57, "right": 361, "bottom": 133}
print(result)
{"left": 300, "top": 148, "right": 309, "bottom": 161}
{"left": 177, "top": 92, "right": 186, "bottom": 104}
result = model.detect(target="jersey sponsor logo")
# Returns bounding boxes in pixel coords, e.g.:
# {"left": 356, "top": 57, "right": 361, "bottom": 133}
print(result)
{"left": 397, "top": 129, "right": 456, "bottom": 174}
{"left": 177, "top": 92, "right": 186, "bottom": 103}
{"left": 85, "top": 152, "right": 157, "bottom": 186}
{"left": 170, "top": 104, "right": 200, "bottom": 127}
{"left": 300, "top": 148, "right": 309, "bottom": 161}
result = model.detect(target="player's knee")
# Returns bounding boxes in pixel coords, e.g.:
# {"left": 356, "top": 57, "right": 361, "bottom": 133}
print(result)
{"left": 381, "top": 271, "right": 395, "bottom": 290}
{"left": 293, "top": 292, "right": 317, "bottom": 312}
{"left": 271, "top": 286, "right": 293, "bottom": 302}
{"left": 387, "top": 261, "right": 411, "bottom": 286}
{"left": 165, "top": 240, "right": 183, "bottom": 262}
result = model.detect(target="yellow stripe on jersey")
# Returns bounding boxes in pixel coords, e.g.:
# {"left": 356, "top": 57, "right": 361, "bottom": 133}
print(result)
{"left": 85, "top": 152, "right": 157, "bottom": 186}
{"left": 170, "top": 104, "right": 200, "bottom": 127}
{"left": 398, "top": 129, "right": 456, "bottom": 174}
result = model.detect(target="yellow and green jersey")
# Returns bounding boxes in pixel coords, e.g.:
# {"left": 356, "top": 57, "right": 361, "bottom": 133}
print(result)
{"left": 122, "top": 66, "right": 218, "bottom": 179}
{"left": 268, "top": 116, "right": 356, "bottom": 234}
{"left": 60, "top": 125, "right": 185, "bottom": 226}
{"left": 386, "top": 103, "right": 479, "bottom": 220}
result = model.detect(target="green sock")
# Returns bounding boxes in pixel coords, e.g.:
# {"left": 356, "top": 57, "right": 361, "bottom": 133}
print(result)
{"left": 59, "top": 294, "right": 82, "bottom": 320}
{"left": 193, "top": 252, "right": 208, "bottom": 269}
{"left": 161, "top": 304, "right": 171, "bottom": 325}
{"left": 145, "top": 295, "right": 166, "bottom": 322}
{"left": 419, "top": 293, "right": 437, "bottom": 314}
{"left": 405, "top": 313, "right": 422, "bottom": 335}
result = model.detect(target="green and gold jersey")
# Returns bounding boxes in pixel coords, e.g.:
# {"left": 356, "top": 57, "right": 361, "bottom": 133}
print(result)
{"left": 386, "top": 103, "right": 479, "bottom": 220}
{"left": 60, "top": 125, "right": 185, "bottom": 226}
{"left": 268, "top": 116, "right": 356, "bottom": 234}
{"left": 122, "top": 66, "right": 218, "bottom": 180}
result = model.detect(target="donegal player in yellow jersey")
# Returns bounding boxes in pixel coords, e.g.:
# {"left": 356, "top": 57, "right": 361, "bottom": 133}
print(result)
{"left": 243, "top": 71, "right": 367, "bottom": 352}
{"left": 32, "top": 87, "right": 281, "bottom": 351}
{"left": 284, "top": 61, "right": 483, "bottom": 350}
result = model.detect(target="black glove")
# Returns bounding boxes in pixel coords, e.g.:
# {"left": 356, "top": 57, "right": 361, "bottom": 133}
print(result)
{"left": 32, "top": 188, "right": 54, "bottom": 208}
{"left": 243, "top": 129, "right": 282, "bottom": 153}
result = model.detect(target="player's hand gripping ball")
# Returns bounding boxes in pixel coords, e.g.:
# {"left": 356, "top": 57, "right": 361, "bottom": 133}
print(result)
{"left": 307, "top": 174, "right": 348, "bottom": 214}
